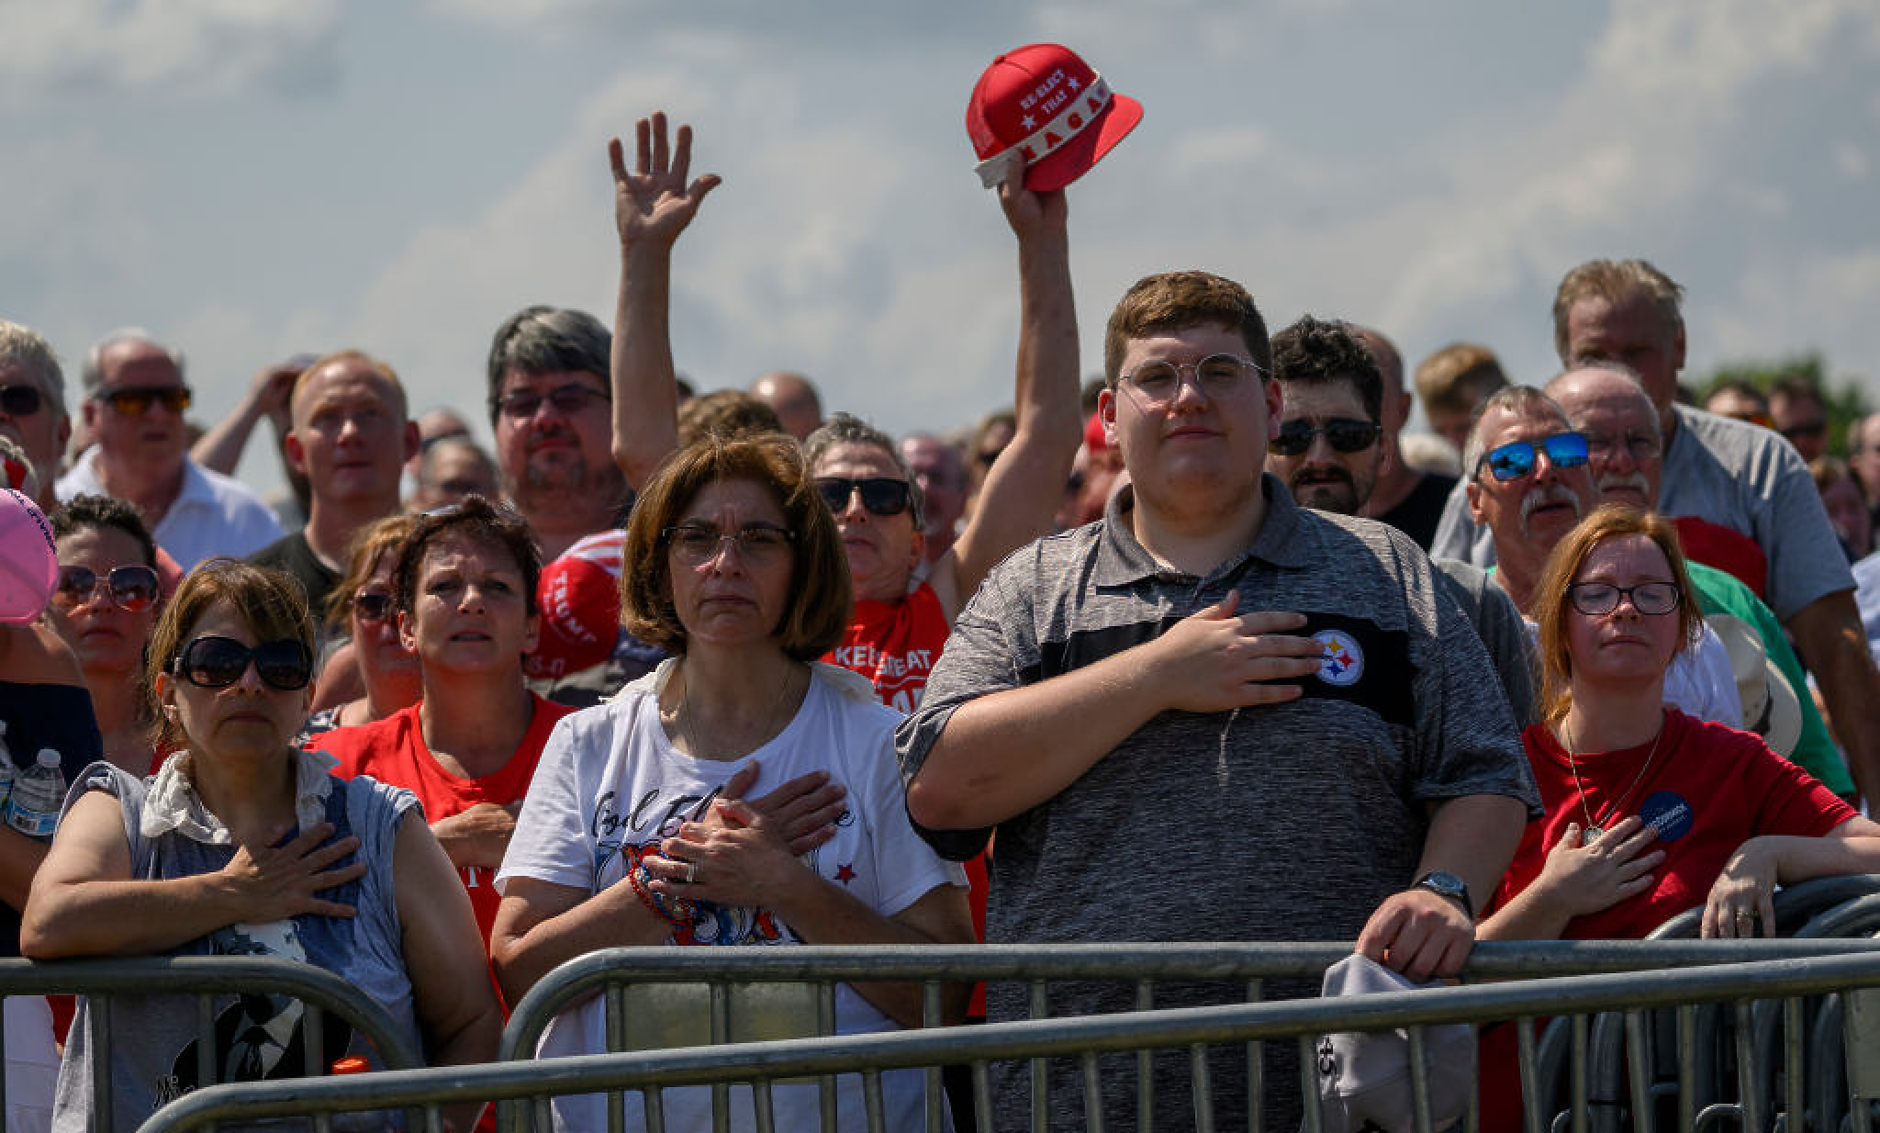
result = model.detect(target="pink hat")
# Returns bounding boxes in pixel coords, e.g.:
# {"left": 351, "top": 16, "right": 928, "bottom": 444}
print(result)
{"left": 0, "top": 489, "right": 57, "bottom": 626}
{"left": 967, "top": 43, "right": 1142, "bottom": 192}
{"left": 526, "top": 530, "right": 624, "bottom": 680}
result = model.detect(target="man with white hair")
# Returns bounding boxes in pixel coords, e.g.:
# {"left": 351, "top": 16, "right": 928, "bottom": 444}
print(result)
{"left": 56, "top": 330, "right": 281, "bottom": 570}
{"left": 1464, "top": 383, "right": 1740, "bottom": 725}
{"left": 0, "top": 320, "right": 70, "bottom": 514}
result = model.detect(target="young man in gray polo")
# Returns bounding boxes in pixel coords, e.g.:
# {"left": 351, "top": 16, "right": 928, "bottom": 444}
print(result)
{"left": 895, "top": 271, "right": 1537, "bottom": 1131}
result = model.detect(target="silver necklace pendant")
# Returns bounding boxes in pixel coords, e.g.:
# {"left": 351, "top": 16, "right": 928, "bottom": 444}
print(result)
{"left": 1584, "top": 826, "right": 1604, "bottom": 843}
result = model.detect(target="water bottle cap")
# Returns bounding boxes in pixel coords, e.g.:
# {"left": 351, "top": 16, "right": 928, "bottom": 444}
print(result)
{"left": 35, "top": 749, "right": 59, "bottom": 767}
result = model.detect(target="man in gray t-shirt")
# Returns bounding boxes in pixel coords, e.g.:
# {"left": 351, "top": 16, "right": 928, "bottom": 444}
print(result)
{"left": 895, "top": 271, "right": 1537, "bottom": 1132}
{"left": 1429, "top": 258, "right": 1880, "bottom": 805}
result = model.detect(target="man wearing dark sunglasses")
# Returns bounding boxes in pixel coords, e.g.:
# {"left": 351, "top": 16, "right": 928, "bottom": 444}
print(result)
{"left": 56, "top": 331, "right": 282, "bottom": 570}
{"left": 0, "top": 319, "right": 71, "bottom": 515}
{"left": 1263, "top": 315, "right": 1385, "bottom": 517}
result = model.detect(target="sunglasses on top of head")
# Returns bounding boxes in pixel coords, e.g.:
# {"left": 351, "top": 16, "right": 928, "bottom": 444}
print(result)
{"left": 98, "top": 386, "right": 192, "bottom": 416}
{"left": 171, "top": 635, "right": 313, "bottom": 691}
{"left": 1478, "top": 431, "right": 1589, "bottom": 482}
{"left": 1270, "top": 418, "right": 1381, "bottom": 457}
{"left": 815, "top": 477, "right": 911, "bottom": 517}
{"left": 52, "top": 564, "right": 160, "bottom": 613}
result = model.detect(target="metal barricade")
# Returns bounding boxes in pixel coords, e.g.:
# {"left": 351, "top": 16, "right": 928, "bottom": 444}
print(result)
{"left": 136, "top": 949, "right": 1880, "bottom": 1133}
{"left": 0, "top": 955, "right": 423, "bottom": 1133}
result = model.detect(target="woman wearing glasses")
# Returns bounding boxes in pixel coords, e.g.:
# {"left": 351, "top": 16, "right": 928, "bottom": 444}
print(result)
{"left": 299, "top": 515, "right": 422, "bottom": 740}
{"left": 1481, "top": 505, "right": 1880, "bottom": 942}
{"left": 46, "top": 495, "right": 165, "bottom": 774}
{"left": 21, "top": 559, "right": 499, "bottom": 1132}
{"left": 310, "top": 499, "right": 576, "bottom": 989}
{"left": 493, "top": 435, "right": 973, "bottom": 1132}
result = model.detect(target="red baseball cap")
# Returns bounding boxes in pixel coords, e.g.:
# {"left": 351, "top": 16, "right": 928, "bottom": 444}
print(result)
{"left": 526, "top": 530, "right": 625, "bottom": 680}
{"left": 967, "top": 43, "right": 1142, "bottom": 192}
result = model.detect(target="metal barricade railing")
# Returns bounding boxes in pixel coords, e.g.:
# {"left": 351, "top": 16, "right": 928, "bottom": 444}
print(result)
{"left": 493, "top": 939, "right": 1880, "bottom": 1133}
{"left": 135, "top": 949, "right": 1880, "bottom": 1133}
{"left": 0, "top": 955, "right": 424, "bottom": 1133}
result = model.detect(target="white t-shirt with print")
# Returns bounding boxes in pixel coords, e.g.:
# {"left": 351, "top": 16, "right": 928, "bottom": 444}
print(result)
{"left": 497, "top": 660, "right": 964, "bottom": 1133}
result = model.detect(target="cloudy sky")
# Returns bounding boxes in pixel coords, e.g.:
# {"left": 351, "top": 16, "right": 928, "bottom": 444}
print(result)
{"left": 5, "top": 0, "right": 1879, "bottom": 492}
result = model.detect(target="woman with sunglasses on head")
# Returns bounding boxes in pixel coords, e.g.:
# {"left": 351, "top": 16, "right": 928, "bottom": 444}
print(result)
{"left": 299, "top": 515, "right": 422, "bottom": 742}
{"left": 308, "top": 498, "right": 577, "bottom": 1004}
{"left": 45, "top": 495, "right": 166, "bottom": 774}
{"left": 492, "top": 435, "right": 973, "bottom": 1132}
{"left": 21, "top": 559, "right": 499, "bottom": 1132}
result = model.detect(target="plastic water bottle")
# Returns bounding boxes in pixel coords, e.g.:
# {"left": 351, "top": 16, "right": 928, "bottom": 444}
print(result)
{"left": 5, "top": 749, "right": 66, "bottom": 841}
{"left": 0, "top": 722, "right": 15, "bottom": 815}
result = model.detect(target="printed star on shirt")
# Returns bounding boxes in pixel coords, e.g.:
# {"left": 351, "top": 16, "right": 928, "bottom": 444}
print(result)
{"left": 835, "top": 863, "right": 857, "bottom": 885}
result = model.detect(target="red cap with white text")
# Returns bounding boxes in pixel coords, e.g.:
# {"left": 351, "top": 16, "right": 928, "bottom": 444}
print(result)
{"left": 966, "top": 43, "right": 1142, "bottom": 192}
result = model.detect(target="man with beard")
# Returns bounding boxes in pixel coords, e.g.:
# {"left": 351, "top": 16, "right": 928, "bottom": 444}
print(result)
{"left": 486, "top": 306, "right": 630, "bottom": 561}
{"left": 1546, "top": 364, "right": 1854, "bottom": 795}
{"left": 1465, "top": 383, "right": 1739, "bottom": 724}
{"left": 1267, "top": 315, "right": 1536, "bottom": 723}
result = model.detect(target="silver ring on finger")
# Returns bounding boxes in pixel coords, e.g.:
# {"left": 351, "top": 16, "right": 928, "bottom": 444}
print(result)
{"left": 685, "top": 861, "right": 698, "bottom": 884}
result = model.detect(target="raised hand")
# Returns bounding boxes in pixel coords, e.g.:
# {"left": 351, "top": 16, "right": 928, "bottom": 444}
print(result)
{"left": 609, "top": 111, "right": 722, "bottom": 252}
{"left": 216, "top": 822, "right": 366, "bottom": 921}
{"left": 1148, "top": 591, "right": 1327, "bottom": 713}
{"left": 997, "top": 155, "right": 1067, "bottom": 242}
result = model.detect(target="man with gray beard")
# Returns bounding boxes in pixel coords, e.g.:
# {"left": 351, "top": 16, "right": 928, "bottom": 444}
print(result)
{"left": 1464, "top": 384, "right": 1740, "bottom": 724}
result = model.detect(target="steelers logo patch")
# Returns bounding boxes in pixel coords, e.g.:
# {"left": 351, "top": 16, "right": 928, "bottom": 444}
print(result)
{"left": 1313, "top": 629, "right": 1364, "bottom": 686}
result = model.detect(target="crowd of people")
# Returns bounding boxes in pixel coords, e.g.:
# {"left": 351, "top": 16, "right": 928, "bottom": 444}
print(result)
{"left": 4, "top": 76, "right": 1880, "bottom": 1133}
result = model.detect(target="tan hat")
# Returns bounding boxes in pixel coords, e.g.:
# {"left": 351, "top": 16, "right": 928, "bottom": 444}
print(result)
{"left": 1312, "top": 954, "right": 1476, "bottom": 1133}
{"left": 1709, "top": 614, "right": 1802, "bottom": 757}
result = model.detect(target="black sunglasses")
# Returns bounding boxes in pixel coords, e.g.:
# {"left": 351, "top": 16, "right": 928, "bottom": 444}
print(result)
{"left": 1270, "top": 418, "right": 1382, "bottom": 457}
{"left": 99, "top": 386, "right": 192, "bottom": 416}
{"left": 815, "top": 477, "right": 911, "bottom": 517}
{"left": 173, "top": 635, "right": 313, "bottom": 691}
{"left": 0, "top": 384, "right": 46, "bottom": 417}
{"left": 352, "top": 592, "right": 396, "bottom": 624}
{"left": 53, "top": 564, "right": 160, "bottom": 613}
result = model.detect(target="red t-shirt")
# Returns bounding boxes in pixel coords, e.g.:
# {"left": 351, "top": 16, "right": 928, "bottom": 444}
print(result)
{"left": 826, "top": 580, "right": 991, "bottom": 1012}
{"left": 310, "top": 695, "right": 577, "bottom": 954}
{"left": 826, "top": 580, "right": 951, "bottom": 713}
{"left": 1481, "top": 708, "right": 1852, "bottom": 1128}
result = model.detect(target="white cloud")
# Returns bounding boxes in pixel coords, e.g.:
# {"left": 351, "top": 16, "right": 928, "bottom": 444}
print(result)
{"left": 1833, "top": 142, "right": 1869, "bottom": 179}
{"left": 0, "top": 0, "right": 341, "bottom": 102}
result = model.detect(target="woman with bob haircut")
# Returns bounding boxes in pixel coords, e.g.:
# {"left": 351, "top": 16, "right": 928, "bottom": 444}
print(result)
{"left": 22, "top": 559, "right": 500, "bottom": 1132}
{"left": 1475, "top": 506, "right": 1880, "bottom": 1125}
{"left": 493, "top": 434, "right": 973, "bottom": 1132}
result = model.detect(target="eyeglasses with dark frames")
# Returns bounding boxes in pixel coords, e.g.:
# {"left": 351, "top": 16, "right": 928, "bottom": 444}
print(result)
{"left": 0, "top": 385, "right": 46, "bottom": 417}
{"left": 815, "top": 477, "right": 912, "bottom": 518}
{"left": 495, "top": 383, "right": 610, "bottom": 420}
{"left": 1270, "top": 418, "right": 1382, "bottom": 457}
{"left": 352, "top": 591, "right": 396, "bottom": 624}
{"left": 172, "top": 635, "right": 314, "bottom": 691}
{"left": 98, "top": 386, "right": 192, "bottom": 416}
{"left": 1478, "top": 432, "right": 1590, "bottom": 482}
{"left": 1567, "top": 581, "right": 1682, "bottom": 617}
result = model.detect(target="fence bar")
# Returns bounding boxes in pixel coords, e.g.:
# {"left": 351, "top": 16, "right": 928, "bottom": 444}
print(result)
{"left": 1134, "top": 979, "right": 1152, "bottom": 1133}
{"left": 1296, "top": 1035, "right": 1321, "bottom": 1133}
{"left": 1677, "top": 1004, "right": 1697, "bottom": 1132}
{"left": 1624, "top": 1010, "right": 1653, "bottom": 1133}
{"left": 1407, "top": 1025, "right": 1432, "bottom": 1133}
{"left": 138, "top": 950, "right": 1880, "bottom": 1133}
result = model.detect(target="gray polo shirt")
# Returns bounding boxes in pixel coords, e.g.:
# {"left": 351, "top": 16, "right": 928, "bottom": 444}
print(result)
{"left": 896, "top": 475, "right": 1536, "bottom": 1130}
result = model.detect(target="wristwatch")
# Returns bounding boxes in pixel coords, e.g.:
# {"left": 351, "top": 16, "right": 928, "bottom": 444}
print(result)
{"left": 1413, "top": 871, "right": 1474, "bottom": 919}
